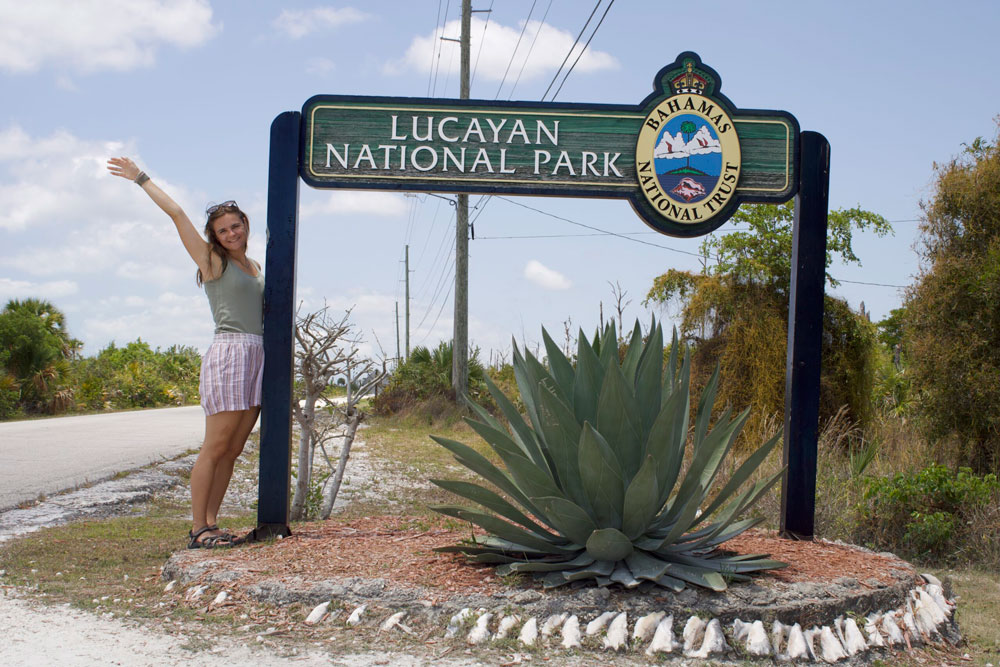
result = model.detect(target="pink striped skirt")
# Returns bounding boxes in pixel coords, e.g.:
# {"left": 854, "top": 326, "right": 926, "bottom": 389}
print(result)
{"left": 199, "top": 333, "right": 264, "bottom": 415}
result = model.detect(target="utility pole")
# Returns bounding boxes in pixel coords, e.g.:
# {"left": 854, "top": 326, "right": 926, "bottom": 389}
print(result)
{"left": 452, "top": 0, "right": 471, "bottom": 403}
{"left": 405, "top": 244, "right": 411, "bottom": 360}
{"left": 395, "top": 301, "right": 400, "bottom": 368}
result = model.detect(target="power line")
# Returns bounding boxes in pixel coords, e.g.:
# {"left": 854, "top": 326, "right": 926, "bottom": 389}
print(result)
{"left": 469, "top": 0, "right": 494, "bottom": 88}
{"left": 509, "top": 0, "right": 554, "bottom": 98}
{"left": 540, "top": 0, "right": 600, "bottom": 101}
{"left": 835, "top": 279, "right": 908, "bottom": 288}
{"left": 494, "top": 0, "right": 537, "bottom": 99}
{"left": 416, "top": 278, "right": 454, "bottom": 346}
{"left": 551, "top": 0, "right": 614, "bottom": 101}
{"left": 493, "top": 196, "right": 706, "bottom": 257}
{"left": 426, "top": 0, "right": 444, "bottom": 96}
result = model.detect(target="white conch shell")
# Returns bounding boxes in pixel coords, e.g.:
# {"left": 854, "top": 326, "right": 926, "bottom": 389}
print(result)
{"left": 346, "top": 604, "right": 366, "bottom": 626}
{"left": 746, "top": 620, "right": 771, "bottom": 657}
{"left": 881, "top": 613, "right": 905, "bottom": 646}
{"left": 494, "top": 614, "right": 520, "bottom": 640}
{"left": 803, "top": 626, "right": 820, "bottom": 662}
{"left": 786, "top": 623, "right": 810, "bottom": 660}
{"left": 518, "top": 617, "right": 538, "bottom": 646}
{"left": 689, "top": 619, "right": 728, "bottom": 658}
{"left": 303, "top": 601, "right": 328, "bottom": 625}
{"left": 682, "top": 616, "right": 706, "bottom": 655}
{"left": 863, "top": 613, "right": 885, "bottom": 648}
{"left": 842, "top": 617, "right": 868, "bottom": 655}
{"left": 585, "top": 611, "right": 617, "bottom": 636}
{"left": 918, "top": 589, "right": 948, "bottom": 626}
{"left": 645, "top": 614, "right": 677, "bottom": 655}
{"left": 379, "top": 611, "right": 406, "bottom": 632}
{"left": 819, "top": 625, "right": 848, "bottom": 662}
{"left": 771, "top": 620, "right": 787, "bottom": 658}
{"left": 732, "top": 618, "right": 750, "bottom": 642}
{"left": 560, "top": 615, "right": 582, "bottom": 649}
{"left": 467, "top": 613, "right": 493, "bottom": 645}
{"left": 603, "top": 612, "right": 628, "bottom": 651}
{"left": 924, "top": 584, "right": 954, "bottom": 617}
{"left": 633, "top": 611, "right": 665, "bottom": 641}
{"left": 541, "top": 612, "right": 567, "bottom": 636}
{"left": 445, "top": 607, "right": 472, "bottom": 637}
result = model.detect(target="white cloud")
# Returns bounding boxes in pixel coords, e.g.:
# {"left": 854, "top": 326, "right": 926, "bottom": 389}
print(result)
{"left": 0, "top": 126, "right": 205, "bottom": 285}
{"left": 0, "top": 277, "right": 78, "bottom": 301}
{"left": 0, "top": 0, "right": 218, "bottom": 74}
{"left": 272, "top": 7, "right": 368, "bottom": 39}
{"left": 300, "top": 191, "right": 408, "bottom": 219}
{"left": 305, "top": 57, "right": 336, "bottom": 76}
{"left": 524, "top": 260, "right": 571, "bottom": 290}
{"left": 79, "top": 291, "right": 212, "bottom": 352}
{"left": 386, "top": 18, "right": 618, "bottom": 88}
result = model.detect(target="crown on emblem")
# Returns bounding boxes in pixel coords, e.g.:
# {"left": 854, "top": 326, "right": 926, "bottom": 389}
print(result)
{"left": 671, "top": 61, "right": 707, "bottom": 95}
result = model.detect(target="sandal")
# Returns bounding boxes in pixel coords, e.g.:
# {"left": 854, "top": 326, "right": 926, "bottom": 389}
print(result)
{"left": 208, "top": 524, "right": 246, "bottom": 545}
{"left": 187, "top": 525, "right": 236, "bottom": 549}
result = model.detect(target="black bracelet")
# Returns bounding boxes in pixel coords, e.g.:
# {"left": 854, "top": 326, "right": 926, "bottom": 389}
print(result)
{"left": 135, "top": 171, "right": 150, "bottom": 186}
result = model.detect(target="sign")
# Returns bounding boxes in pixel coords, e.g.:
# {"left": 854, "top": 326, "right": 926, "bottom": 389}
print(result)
{"left": 301, "top": 52, "right": 799, "bottom": 237}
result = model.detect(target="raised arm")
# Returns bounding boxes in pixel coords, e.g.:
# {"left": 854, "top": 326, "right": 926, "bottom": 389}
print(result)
{"left": 107, "top": 157, "right": 214, "bottom": 278}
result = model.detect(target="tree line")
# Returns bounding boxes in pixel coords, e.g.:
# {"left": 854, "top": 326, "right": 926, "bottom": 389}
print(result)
{"left": 0, "top": 298, "right": 200, "bottom": 420}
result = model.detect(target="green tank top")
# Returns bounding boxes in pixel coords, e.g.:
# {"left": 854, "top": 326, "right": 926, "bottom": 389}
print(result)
{"left": 204, "top": 260, "right": 264, "bottom": 335}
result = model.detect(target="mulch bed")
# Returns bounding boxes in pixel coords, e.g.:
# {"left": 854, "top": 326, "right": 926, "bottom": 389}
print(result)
{"left": 189, "top": 515, "right": 914, "bottom": 594}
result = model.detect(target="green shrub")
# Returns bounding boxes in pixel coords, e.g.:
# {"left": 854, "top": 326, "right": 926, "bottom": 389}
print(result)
{"left": 372, "top": 341, "right": 489, "bottom": 415}
{"left": 857, "top": 464, "right": 1000, "bottom": 563}
{"left": 70, "top": 340, "right": 200, "bottom": 411}
{"left": 0, "top": 373, "right": 20, "bottom": 420}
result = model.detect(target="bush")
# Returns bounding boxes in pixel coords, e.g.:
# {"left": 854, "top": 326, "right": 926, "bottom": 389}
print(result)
{"left": 71, "top": 340, "right": 201, "bottom": 411}
{"left": 904, "top": 129, "right": 1000, "bottom": 471}
{"left": 372, "top": 341, "right": 489, "bottom": 415}
{"left": 856, "top": 464, "right": 1000, "bottom": 564}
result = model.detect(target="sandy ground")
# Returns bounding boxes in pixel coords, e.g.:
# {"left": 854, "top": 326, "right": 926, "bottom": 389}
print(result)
{"left": 0, "top": 591, "right": 486, "bottom": 666}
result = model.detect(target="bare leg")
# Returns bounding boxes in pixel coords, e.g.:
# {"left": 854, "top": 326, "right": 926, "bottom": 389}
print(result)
{"left": 191, "top": 411, "right": 244, "bottom": 540}
{"left": 205, "top": 406, "right": 260, "bottom": 527}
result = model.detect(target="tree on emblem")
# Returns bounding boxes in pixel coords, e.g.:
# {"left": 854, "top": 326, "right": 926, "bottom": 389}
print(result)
{"left": 680, "top": 120, "right": 697, "bottom": 169}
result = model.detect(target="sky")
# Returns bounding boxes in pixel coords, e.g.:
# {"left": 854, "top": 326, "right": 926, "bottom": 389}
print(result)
{"left": 1, "top": 0, "right": 998, "bottom": 362}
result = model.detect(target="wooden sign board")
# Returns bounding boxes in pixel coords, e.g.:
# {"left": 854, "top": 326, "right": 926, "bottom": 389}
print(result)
{"left": 302, "top": 52, "right": 799, "bottom": 237}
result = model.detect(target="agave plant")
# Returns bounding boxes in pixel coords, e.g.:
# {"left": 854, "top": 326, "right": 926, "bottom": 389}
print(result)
{"left": 429, "top": 318, "right": 786, "bottom": 592}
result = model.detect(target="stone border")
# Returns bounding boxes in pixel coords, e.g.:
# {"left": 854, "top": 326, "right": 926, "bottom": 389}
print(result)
{"left": 163, "top": 548, "right": 959, "bottom": 664}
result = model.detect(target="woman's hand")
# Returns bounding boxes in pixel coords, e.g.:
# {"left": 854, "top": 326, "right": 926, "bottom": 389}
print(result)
{"left": 107, "top": 156, "right": 141, "bottom": 182}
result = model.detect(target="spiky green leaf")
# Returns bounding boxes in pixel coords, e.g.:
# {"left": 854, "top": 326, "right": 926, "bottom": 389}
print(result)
{"left": 448, "top": 508, "right": 576, "bottom": 554}
{"left": 624, "top": 550, "right": 671, "bottom": 581}
{"left": 620, "top": 321, "right": 644, "bottom": 385}
{"left": 430, "top": 435, "right": 544, "bottom": 520}
{"left": 633, "top": 321, "right": 663, "bottom": 439}
{"left": 535, "top": 380, "right": 588, "bottom": 509}
{"left": 431, "top": 479, "right": 555, "bottom": 538}
{"left": 596, "top": 361, "right": 644, "bottom": 480}
{"left": 585, "top": 527, "right": 634, "bottom": 561}
{"left": 578, "top": 423, "right": 624, "bottom": 528}
{"left": 533, "top": 496, "right": 597, "bottom": 546}
{"left": 563, "top": 559, "right": 615, "bottom": 581}
{"left": 622, "top": 455, "right": 661, "bottom": 540}
{"left": 541, "top": 328, "right": 576, "bottom": 402}
{"left": 573, "top": 331, "right": 604, "bottom": 426}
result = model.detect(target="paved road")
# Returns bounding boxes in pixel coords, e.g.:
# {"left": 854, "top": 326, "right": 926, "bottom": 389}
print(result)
{"left": 0, "top": 406, "right": 213, "bottom": 511}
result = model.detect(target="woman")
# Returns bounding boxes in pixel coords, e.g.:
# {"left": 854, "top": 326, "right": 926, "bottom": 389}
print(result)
{"left": 107, "top": 157, "right": 263, "bottom": 549}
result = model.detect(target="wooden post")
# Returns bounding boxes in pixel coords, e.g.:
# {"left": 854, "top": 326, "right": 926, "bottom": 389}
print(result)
{"left": 452, "top": 0, "right": 471, "bottom": 403}
{"left": 780, "top": 131, "right": 830, "bottom": 540}
{"left": 252, "top": 110, "right": 300, "bottom": 541}
{"left": 405, "top": 244, "right": 411, "bottom": 361}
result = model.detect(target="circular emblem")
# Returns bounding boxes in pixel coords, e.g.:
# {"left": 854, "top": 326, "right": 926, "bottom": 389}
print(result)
{"left": 635, "top": 94, "right": 741, "bottom": 226}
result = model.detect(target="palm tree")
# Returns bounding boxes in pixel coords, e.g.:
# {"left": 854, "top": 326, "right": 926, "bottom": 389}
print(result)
{"left": 680, "top": 120, "right": 696, "bottom": 169}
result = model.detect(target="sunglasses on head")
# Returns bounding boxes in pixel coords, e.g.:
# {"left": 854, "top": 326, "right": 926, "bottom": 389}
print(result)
{"left": 207, "top": 200, "right": 239, "bottom": 215}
